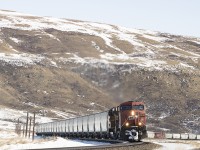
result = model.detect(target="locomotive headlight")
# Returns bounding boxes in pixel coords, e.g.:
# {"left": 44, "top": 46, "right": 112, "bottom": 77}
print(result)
{"left": 131, "top": 111, "right": 135, "bottom": 116}
{"left": 125, "top": 122, "right": 129, "bottom": 126}
{"left": 138, "top": 122, "right": 142, "bottom": 126}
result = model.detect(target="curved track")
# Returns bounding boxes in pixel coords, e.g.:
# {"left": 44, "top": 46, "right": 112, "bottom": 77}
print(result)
{"left": 28, "top": 138, "right": 146, "bottom": 150}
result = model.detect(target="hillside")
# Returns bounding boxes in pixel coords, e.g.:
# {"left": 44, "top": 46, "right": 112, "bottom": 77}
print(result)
{"left": 0, "top": 10, "right": 200, "bottom": 133}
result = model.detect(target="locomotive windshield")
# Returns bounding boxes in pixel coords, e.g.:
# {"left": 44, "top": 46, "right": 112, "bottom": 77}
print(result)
{"left": 120, "top": 105, "right": 144, "bottom": 110}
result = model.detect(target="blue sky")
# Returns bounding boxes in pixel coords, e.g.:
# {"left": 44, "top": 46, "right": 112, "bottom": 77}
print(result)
{"left": 0, "top": 0, "right": 200, "bottom": 37}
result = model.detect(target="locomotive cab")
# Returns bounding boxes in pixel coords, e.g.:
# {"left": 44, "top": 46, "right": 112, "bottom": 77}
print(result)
{"left": 119, "top": 101, "right": 147, "bottom": 141}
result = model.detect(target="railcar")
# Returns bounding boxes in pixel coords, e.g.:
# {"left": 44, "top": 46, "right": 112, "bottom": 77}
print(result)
{"left": 36, "top": 101, "right": 147, "bottom": 141}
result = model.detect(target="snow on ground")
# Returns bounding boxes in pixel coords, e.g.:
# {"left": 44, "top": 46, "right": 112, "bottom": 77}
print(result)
{"left": 0, "top": 120, "right": 16, "bottom": 130}
{"left": 51, "top": 110, "right": 77, "bottom": 119}
{"left": 10, "top": 37, "right": 22, "bottom": 44}
{"left": 144, "top": 139, "right": 200, "bottom": 150}
{"left": 0, "top": 105, "right": 108, "bottom": 149}
{"left": 0, "top": 130, "right": 18, "bottom": 139}
{"left": 0, "top": 106, "right": 54, "bottom": 139}
{"left": 142, "top": 34, "right": 168, "bottom": 42}
{"left": 0, "top": 107, "right": 27, "bottom": 122}
{"left": 191, "top": 40, "right": 200, "bottom": 45}
{"left": 0, "top": 136, "right": 110, "bottom": 150}
{"left": 0, "top": 106, "right": 53, "bottom": 124}
{"left": 0, "top": 106, "right": 89, "bottom": 149}
{"left": 0, "top": 53, "right": 44, "bottom": 66}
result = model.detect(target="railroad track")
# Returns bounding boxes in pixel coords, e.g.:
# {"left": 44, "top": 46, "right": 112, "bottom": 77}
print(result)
{"left": 28, "top": 138, "right": 146, "bottom": 150}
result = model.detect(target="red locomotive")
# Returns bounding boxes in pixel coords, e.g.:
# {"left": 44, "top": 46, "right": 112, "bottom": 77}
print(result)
{"left": 109, "top": 101, "right": 147, "bottom": 141}
{"left": 36, "top": 101, "right": 147, "bottom": 141}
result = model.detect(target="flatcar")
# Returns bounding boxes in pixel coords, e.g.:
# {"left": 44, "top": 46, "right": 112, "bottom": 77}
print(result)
{"left": 36, "top": 101, "right": 147, "bottom": 141}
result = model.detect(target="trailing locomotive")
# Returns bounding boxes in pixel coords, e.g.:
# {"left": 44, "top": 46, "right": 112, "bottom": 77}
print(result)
{"left": 36, "top": 101, "right": 147, "bottom": 141}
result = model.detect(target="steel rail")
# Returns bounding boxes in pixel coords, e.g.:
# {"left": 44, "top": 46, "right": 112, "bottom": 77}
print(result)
{"left": 27, "top": 139, "right": 146, "bottom": 150}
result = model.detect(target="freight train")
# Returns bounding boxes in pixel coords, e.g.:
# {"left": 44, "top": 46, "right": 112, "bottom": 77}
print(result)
{"left": 36, "top": 101, "right": 147, "bottom": 141}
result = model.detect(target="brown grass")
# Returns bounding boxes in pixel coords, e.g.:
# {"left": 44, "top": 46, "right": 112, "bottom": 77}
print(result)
{"left": 136, "top": 35, "right": 161, "bottom": 45}
{"left": 14, "top": 24, "right": 31, "bottom": 28}
{"left": 18, "top": 16, "right": 42, "bottom": 20}
{"left": 112, "top": 37, "right": 135, "bottom": 54}
{"left": 162, "top": 48, "right": 195, "bottom": 57}
{"left": 0, "top": 42, "right": 18, "bottom": 53}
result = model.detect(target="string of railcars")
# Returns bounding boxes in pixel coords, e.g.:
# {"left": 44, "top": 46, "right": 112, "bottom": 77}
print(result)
{"left": 36, "top": 101, "right": 147, "bottom": 141}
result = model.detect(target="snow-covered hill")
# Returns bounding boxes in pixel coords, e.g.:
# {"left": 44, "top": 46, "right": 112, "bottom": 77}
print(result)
{"left": 0, "top": 10, "right": 200, "bottom": 136}
{"left": 0, "top": 10, "right": 200, "bottom": 71}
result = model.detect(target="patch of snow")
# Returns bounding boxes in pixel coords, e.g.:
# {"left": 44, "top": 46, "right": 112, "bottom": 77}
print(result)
{"left": 100, "top": 53, "right": 130, "bottom": 61}
{"left": 51, "top": 110, "right": 76, "bottom": 119}
{"left": 0, "top": 120, "right": 16, "bottom": 130}
{"left": 7, "top": 44, "right": 19, "bottom": 52}
{"left": 154, "top": 140, "right": 195, "bottom": 150}
{"left": 36, "top": 116, "right": 53, "bottom": 124}
{"left": 50, "top": 60, "right": 58, "bottom": 67}
{"left": 10, "top": 37, "right": 22, "bottom": 43}
{"left": 118, "top": 26, "right": 158, "bottom": 35}
{"left": 87, "top": 109, "right": 95, "bottom": 112}
{"left": 0, "top": 130, "right": 18, "bottom": 139}
{"left": 159, "top": 112, "right": 170, "bottom": 120}
{"left": 142, "top": 34, "right": 168, "bottom": 42}
{"left": 78, "top": 22, "right": 115, "bottom": 33}
{"left": 90, "top": 102, "right": 95, "bottom": 106}
{"left": 40, "top": 31, "right": 60, "bottom": 42}
{"left": 23, "top": 102, "right": 39, "bottom": 108}
{"left": 0, "top": 107, "right": 26, "bottom": 121}
{"left": 112, "top": 81, "right": 120, "bottom": 88}
{"left": 0, "top": 53, "right": 44, "bottom": 66}
{"left": 98, "top": 33, "right": 124, "bottom": 53}
{"left": 117, "top": 32, "right": 145, "bottom": 47}
{"left": 179, "top": 63, "right": 195, "bottom": 69}
{"left": 156, "top": 127, "right": 170, "bottom": 131}
{"left": 60, "top": 52, "right": 196, "bottom": 72}
{"left": 1, "top": 137, "right": 110, "bottom": 150}
{"left": 190, "top": 40, "right": 200, "bottom": 45}
{"left": 43, "top": 91, "right": 49, "bottom": 95}
{"left": 144, "top": 139, "right": 198, "bottom": 150}
{"left": 155, "top": 44, "right": 200, "bottom": 58}
{"left": 167, "top": 45, "right": 200, "bottom": 57}
{"left": 0, "top": 106, "right": 53, "bottom": 128}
